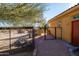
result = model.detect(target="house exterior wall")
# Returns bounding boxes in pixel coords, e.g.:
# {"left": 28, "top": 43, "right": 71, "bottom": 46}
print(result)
{"left": 48, "top": 5, "right": 79, "bottom": 43}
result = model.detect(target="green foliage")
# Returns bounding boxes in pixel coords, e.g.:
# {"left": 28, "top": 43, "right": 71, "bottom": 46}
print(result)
{"left": 0, "top": 3, "right": 46, "bottom": 27}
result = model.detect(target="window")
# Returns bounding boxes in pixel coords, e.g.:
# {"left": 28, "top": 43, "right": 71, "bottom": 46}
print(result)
{"left": 57, "top": 21, "right": 61, "bottom": 27}
{"left": 73, "top": 15, "right": 79, "bottom": 19}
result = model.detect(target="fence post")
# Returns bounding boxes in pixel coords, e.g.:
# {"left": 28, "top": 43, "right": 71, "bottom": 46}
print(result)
{"left": 9, "top": 28, "right": 11, "bottom": 55}
{"left": 29, "top": 29, "right": 30, "bottom": 38}
{"left": 44, "top": 26, "right": 46, "bottom": 40}
{"left": 32, "top": 28, "right": 35, "bottom": 50}
{"left": 55, "top": 27, "right": 56, "bottom": 39}
{"left": 61, "top": 27, "right": 62, "bottom": 40}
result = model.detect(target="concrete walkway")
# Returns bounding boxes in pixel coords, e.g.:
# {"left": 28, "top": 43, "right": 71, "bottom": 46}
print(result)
{"left": 34, "top": 35, "right": 71, "bottom": 56}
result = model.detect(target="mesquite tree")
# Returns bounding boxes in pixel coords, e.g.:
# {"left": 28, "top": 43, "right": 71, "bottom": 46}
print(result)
{"left": 0, "top": 3, "right": 46, "bottom": 27}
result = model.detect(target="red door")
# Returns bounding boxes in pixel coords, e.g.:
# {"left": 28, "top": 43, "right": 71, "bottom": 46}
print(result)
{"left": 72, "top": 20, "right": 79, "bottom": 45}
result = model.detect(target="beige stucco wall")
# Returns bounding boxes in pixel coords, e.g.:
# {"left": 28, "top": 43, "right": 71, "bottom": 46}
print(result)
{"left": 48, "top": 7, "right": 79, "bottom": 43}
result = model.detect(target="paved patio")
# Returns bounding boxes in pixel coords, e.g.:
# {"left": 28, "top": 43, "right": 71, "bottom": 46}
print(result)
{"left": 34, "top": 35, "right": 71, "bottom": 56}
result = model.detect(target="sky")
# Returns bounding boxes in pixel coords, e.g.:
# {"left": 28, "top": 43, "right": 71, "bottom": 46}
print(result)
{"left": 43, "top": 3, "right": 77, "bottom": 22}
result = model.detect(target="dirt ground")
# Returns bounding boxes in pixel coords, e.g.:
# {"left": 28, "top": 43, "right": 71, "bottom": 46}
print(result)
{"left": 0, "top": 30, "right": 32, "bottom": 52}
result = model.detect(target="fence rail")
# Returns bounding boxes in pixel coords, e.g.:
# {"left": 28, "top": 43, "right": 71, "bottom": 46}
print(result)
{"left": 0, "top": 27, "right": 35, "bottom": 55}
{"left": 33, "top": 27, "right": 62, "bottom": 40}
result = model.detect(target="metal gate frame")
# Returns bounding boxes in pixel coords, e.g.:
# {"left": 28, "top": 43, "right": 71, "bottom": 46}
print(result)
{"left": 33, "top": 27, "right": 62, "bottom": 40}
{"left": 44, "top": 27, "right": 62, "bottom": 40}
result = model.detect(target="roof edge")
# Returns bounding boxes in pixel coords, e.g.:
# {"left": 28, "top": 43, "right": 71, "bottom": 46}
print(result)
{"left": 48, "top": 3, "right": 79, "bottom": 23}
